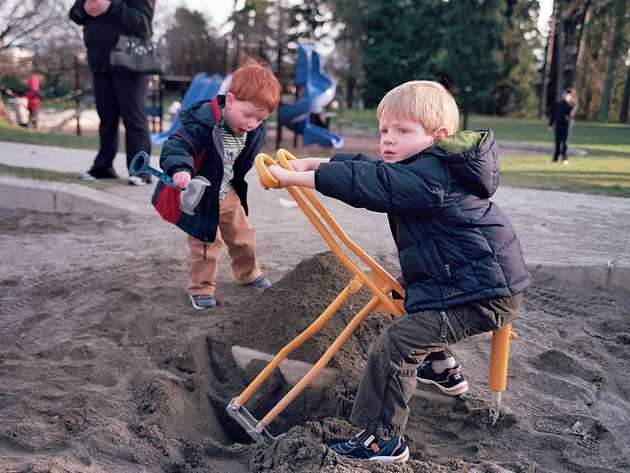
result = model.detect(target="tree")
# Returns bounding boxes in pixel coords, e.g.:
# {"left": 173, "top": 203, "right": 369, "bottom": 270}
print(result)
{"left": 358, "top": 0, "right": 539, "bottom": 115}
{"left": 360, "top": 0, "right": 445, "bottom": 107}
{"left": 229, "top": 0, "right": 275, "bottom": 65}
{"left": 0, "top": 0, "right": 66, "bottom": 51}
{"left": 164, "top": 8, "right": 220, "bottom": 76}
{"left": 566, "top": 0, "right": 592, "bottom": 87}
{"left": 620, "top": 57, "right": 630, "bottom": 122}
{"left": 596, "top": 0, "right": 628, "bottom": 121}
{"left": 329, "top": 0, "right": 366, "bottom": 107}
{"left": 288, "top": 0, "right": 332, "bottom": 44}
{"left": 492, "top": 0, "right": 540, "bottom": 116}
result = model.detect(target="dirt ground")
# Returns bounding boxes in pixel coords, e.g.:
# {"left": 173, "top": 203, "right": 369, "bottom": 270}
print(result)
{"left": 1, "top": 171, "right": 630, "bottom": 472}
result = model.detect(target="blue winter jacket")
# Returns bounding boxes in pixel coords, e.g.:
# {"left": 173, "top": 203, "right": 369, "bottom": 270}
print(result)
{"left": 314, "top": 129, "right": 531, "bottom": 313}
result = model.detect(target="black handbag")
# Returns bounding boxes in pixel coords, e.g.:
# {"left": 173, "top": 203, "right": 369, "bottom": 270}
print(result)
{"left": 110, "top": 34, "right": 165, "bottom": 74}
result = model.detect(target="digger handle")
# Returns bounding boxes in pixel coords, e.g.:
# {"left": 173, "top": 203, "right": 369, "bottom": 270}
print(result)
{"left": 275, "top": 149, "right": 297, "bottom": 170}
{"left": 254, "top": 153, "right": 280, "bottom": 189}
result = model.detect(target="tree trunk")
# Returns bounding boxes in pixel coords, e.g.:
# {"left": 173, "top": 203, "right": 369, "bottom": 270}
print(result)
{"left": 541, "top": 5, "right": 556, "bottom": 117}
{"left": 620, "top": 61, "right": 630, "bottom": 123}
{"left": 569, "top": 0, "right": 592, "bottom": 87}
{"left": 597, "top": 0, "right": 627, "bottom": 121}
{"left": 555, "top": 0, "right": 565, "bottom": 101}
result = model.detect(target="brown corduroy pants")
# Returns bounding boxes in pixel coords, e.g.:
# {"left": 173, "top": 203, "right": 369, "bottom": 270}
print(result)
{"left": 187, "top": 188, "right": 261, "bottom": 296}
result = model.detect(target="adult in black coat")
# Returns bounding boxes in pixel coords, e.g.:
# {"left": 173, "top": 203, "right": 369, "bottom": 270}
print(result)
{"left": 549, "top": 87, "right": 577, "bottom": 164}
{"left": 69, "top": 0, "right": 154, "bottom": 185}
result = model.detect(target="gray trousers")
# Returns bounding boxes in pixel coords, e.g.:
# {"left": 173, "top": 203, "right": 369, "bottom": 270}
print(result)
{"left": 350, "top": 293, "right": 523, "bottom": 438}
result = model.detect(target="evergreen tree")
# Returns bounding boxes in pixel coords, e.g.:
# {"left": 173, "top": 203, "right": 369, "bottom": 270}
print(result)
{"left": 360, "top": 0, "right": 444, "bottom": 107}
{"left": 165, "top": 8, "right": 217, "bottom": 76}
{"left": 495, "top": 0, "right": 540, "bottom": 116}
{"left": 439, "top": 0, "right": 506, "bottom": 114}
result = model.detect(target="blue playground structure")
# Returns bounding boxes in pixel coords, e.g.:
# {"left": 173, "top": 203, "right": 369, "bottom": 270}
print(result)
{"left": 279, "top": 44, "right": 343, "bottom": 149}
{"left": 151, "top": 73, "right": 227, "bottom": 145}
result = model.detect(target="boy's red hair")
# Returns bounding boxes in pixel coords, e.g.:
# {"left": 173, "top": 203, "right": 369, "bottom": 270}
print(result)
{"left": 229, "top": 59, "right": 280, "bottom": 113}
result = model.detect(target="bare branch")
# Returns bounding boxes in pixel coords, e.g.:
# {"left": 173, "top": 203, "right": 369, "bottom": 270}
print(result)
{"left": 0, "top": 0, "right": 67, "bottom": 51}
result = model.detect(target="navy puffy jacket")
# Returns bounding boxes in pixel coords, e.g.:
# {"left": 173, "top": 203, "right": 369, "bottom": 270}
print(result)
{"left": 314, "top": 129, "right": 531, "bottom": 313}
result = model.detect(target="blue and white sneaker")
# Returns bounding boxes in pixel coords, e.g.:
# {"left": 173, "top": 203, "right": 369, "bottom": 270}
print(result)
{"left": 417, "top": 361, "right": 469, "bottom": 396}
{"left": 330, "top": 430, "right": 409, "bottom": 463}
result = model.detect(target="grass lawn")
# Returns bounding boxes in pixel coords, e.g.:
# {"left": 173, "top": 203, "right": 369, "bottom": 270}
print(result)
{"left": 0, "top": 121, "right": 161, "bottom": 154}
{"left": 0, "top": 121, "right": 100, "bottom": 150}
{"left": 0, "top": 163, "right": 120, "bottom": 189}
{"left": 499, "top": 154, "right": 630, "bottom": 198}
{"left": 338, "top": 109, "right": 630, "bottom": 198}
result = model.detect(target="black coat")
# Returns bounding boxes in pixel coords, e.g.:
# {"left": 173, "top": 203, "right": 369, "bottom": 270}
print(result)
{"left": 153, "top": 96, "right": 266, "bottom": 242}
{"left": 69, "top": 0, "right": 154, "bottom": 71}
{"left": 549, "top": 99, "right": 575, "bottom": 129}
{"left": 314, "top": 129, "right": 531, "bottom": 313}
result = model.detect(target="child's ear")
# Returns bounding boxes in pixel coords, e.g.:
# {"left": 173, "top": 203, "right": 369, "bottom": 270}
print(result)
{"left": 433, "top": 127, "right": 449, "bottom": 140}
{"left": 225, "top": 92, "right": 235, "bottom": 109}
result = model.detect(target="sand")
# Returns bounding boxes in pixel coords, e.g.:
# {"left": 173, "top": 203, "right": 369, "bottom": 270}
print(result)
{"left": 1, "top": 193, "right": 630, "bottom": 473}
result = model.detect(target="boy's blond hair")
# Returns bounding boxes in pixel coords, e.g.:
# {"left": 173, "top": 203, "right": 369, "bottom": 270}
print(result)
{"left": 376, "top": 81, "right": 460, "bottom": 135}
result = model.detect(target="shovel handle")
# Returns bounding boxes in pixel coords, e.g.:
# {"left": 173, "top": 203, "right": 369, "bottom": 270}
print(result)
{"left": 254, "top": 153, "right": 280, "bottom": 189}
{"left": 130, "top": 151, "right": 179, "bottom": 190}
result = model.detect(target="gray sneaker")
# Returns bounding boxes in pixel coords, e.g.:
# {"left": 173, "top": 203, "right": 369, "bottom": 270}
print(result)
{"left": 190, "top": 294, "right": 218, "bottom": 310}
{"left": 245, "top": 275, "right": 271, "bottom": 289}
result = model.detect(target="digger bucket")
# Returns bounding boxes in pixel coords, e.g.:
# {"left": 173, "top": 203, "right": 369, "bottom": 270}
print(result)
{"left": 226, "top": 399, "right": 277, "bottom": 445}
{"left": 226, "top": 149, "right": 405, "bottom": 444}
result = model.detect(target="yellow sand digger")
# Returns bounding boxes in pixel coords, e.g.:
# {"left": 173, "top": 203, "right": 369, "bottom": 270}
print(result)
{"left": 226, "top": 149, "right": 514, "bottom": 445}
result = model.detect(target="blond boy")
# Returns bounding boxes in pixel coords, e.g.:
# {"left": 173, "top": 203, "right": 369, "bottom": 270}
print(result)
{"left": 268, "top": 81, "right": 530, "bottom": 463}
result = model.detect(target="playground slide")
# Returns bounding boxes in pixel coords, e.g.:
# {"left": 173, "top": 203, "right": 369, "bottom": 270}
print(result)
{"left": 151, "top": 73, "right": 225, "bottom": 146}
{"left": 279, "top": 44, "right": 343, "bottom": 149}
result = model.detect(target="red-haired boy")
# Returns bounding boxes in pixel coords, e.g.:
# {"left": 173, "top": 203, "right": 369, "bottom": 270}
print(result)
{"left": 155, "top": 61, "right": 280, "bottom": 309}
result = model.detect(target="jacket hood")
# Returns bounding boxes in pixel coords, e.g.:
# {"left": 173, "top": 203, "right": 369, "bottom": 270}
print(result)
{"left": 179, "top": 95, "right": 225, "bottom": 129}
{"left": 434, "top": 129, "right": 499, "bottom": 198}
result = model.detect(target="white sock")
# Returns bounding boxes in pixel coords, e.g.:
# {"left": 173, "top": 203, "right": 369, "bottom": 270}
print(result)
{"left": 431, "top": 357, "right": 456, "bottom": 373}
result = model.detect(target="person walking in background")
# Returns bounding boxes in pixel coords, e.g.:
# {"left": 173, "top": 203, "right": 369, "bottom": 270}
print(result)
{"left": 69, "top": 0, "right": 154, "bottom": 185}
{"left": 23, "top": 75, "right": 42, "bottom": 130}
{"left": 549, "top": 87, "right": 577, "bottom": 165}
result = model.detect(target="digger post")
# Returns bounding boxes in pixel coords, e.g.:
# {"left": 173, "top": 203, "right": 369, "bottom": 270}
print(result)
{"left": 488, "top": 323, "right": 512, "bottom": 424}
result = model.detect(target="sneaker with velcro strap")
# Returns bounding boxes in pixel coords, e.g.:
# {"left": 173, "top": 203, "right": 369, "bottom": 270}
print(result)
{"left": 416, "top": 361, "right": 469, "bottom": 396}
{"left": 330, "top": 430, "right": 409, "bottom": 463}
